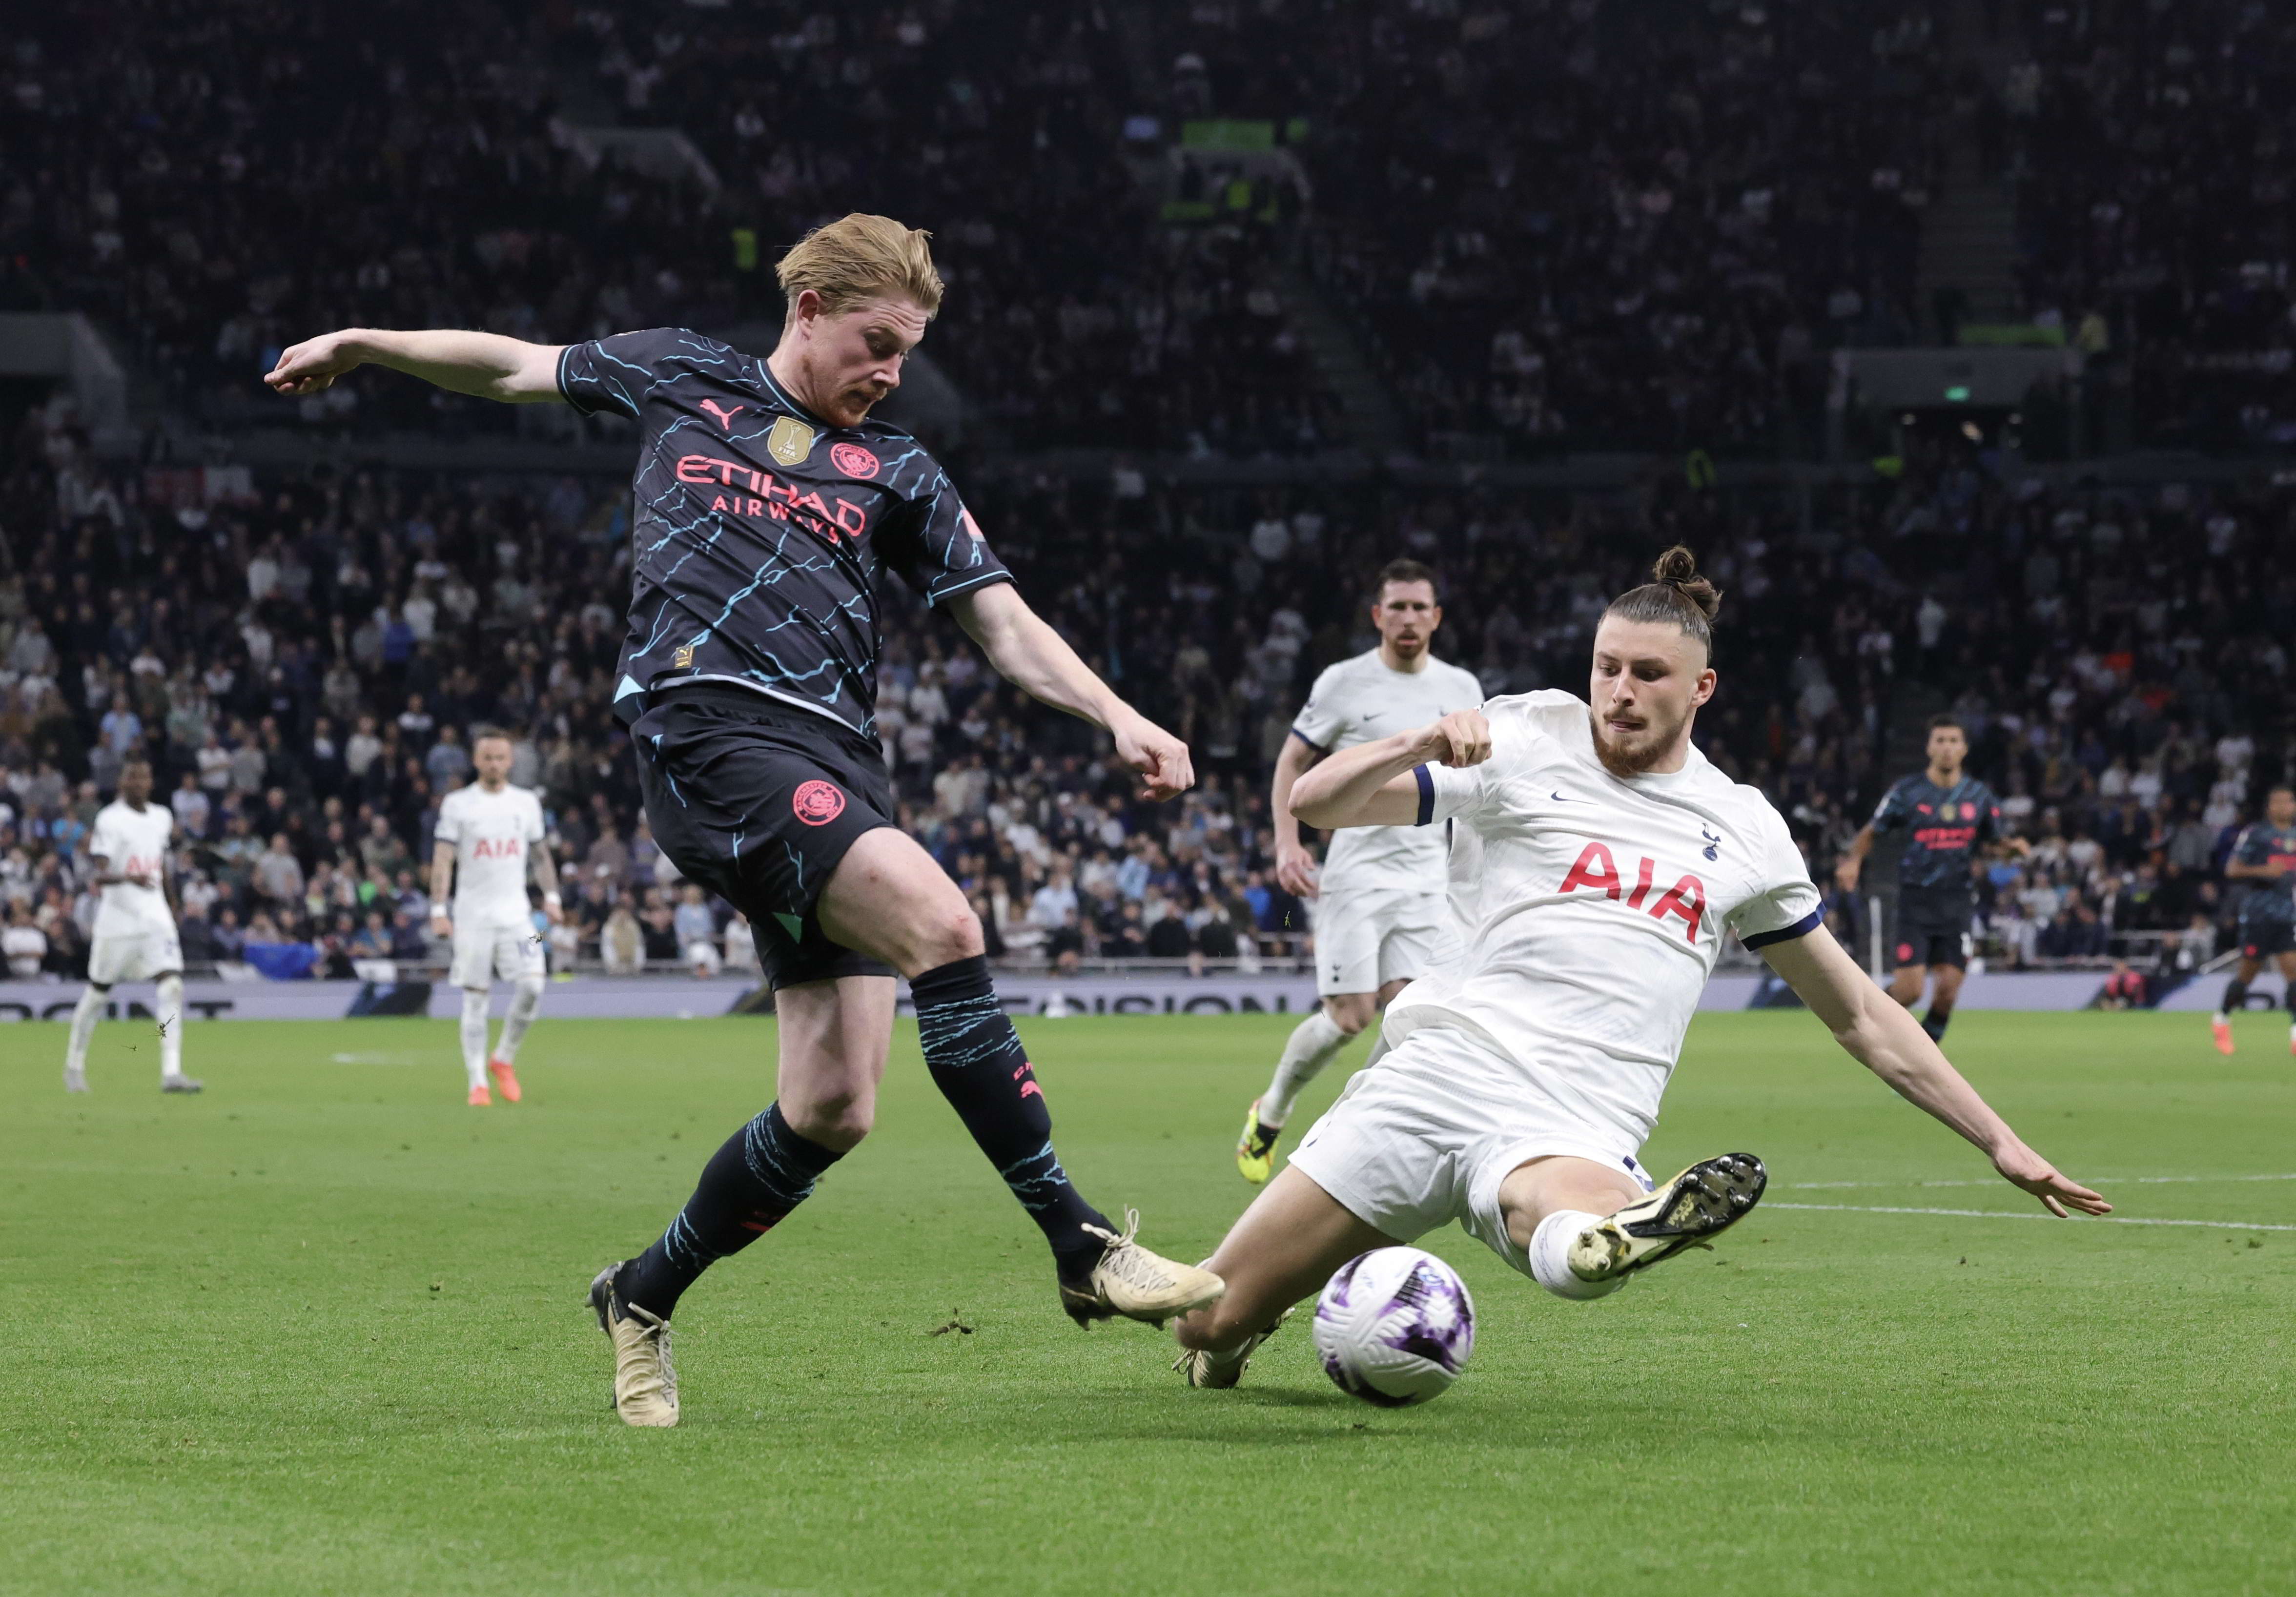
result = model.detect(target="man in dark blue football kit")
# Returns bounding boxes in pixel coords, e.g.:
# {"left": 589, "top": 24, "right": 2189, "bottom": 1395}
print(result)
{"left": 2210, "top": 785, "right": 2296, "bottom": 1058}
{"left": 268, "top": 214, "right": 1223, "bottom": 1427}
{"left": 1836, "top": 715, "right": 2028, "bottom": 1044}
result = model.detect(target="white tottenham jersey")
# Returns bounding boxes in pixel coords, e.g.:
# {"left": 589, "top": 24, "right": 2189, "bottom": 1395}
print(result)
{"left": 433, "top": 781, "right": 546, "bottom": 927}
{"left": 1383, "top": 690, "right": 1823, "bottom": 1146}
{"left": 1292, "top": 649, "right": 1483, "bottom": 894}
{"left": 89, "top": 800, "right": 176, "bottom": 937}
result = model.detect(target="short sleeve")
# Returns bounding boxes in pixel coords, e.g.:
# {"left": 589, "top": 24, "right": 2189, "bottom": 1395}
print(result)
{"left": 1413, "top": 705, "right": 1523, "bottom": 827}
{"left": 1868, "top": 781, "right": 1910, "bottom": 834}
{"left": 557, "top": 328, "right": 690, "bottom": 419}
{"left": 88, "top": 817, "right": 117, "bottom": 862}
{"left": 878, "top": 461, "right": 1013, "bottom": 607}
{"left": 431, "top": 796, "right": 463, "bottom": 847}
{"left": 1415, "top": 759, "right": 1488, "bottom": 826}
{"left": 1290, "top": 666, "right": 1348, "bottom": 753}
{"left": 1973, "top": 788, "right": 2004, "bottom": 842}
{"left": 1730, "top": 811, "right": 1825, "bottom": 949}
{"left": 525, "top": 796, "right": 547, "bottom": 844}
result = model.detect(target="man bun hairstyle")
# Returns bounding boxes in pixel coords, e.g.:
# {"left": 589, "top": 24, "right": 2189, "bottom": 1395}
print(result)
{"left": 778, "top": 213, "right": 945, "bottom": 320}
{"left": 1374, "top": 557, "right": 1439, "bottom": 605}
{"left": 1603, "top": 545, "right": 1721, "bottom": 657}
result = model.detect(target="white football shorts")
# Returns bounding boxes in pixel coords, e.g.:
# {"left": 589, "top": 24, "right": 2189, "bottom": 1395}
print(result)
{"left": 88, "top": 925, "right": 184, "bottom": 986}
{"left": 1311, "top": 886, "right": 1447, "bottom": 998}
{"left": 1286, "top": 1024, "right": 1658, "bottom": 1280}
{"left": 450, "top": 921, "right": 546, "bottom": 988}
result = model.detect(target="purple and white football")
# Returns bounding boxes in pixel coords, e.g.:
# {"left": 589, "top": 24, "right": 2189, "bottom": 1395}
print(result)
{"left": 1311, "top": 1247, "right": 1476, "bottom": 1407}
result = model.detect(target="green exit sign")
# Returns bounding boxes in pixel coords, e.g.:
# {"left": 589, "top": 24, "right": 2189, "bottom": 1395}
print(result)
{"left": 1944, "top": 384, "right": 1971, "bottom": 402}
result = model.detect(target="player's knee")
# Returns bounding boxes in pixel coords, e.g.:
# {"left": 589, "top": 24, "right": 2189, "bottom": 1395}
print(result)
{"left": 512, "top": 975, "right": 545, "bottom": 1004}
{"left": 909, "top": 901, "right": 985, "bottom": 973}
{"left": 785, "top": 1088, "right": 873, "bottom": 1150}
{"left": 1324, "top": 996, "right": 1373, "bottom": 1035}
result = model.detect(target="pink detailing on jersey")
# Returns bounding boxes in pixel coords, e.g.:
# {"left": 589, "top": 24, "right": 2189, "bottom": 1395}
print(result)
{"left": 699, "top": 399, "right": 746, "bottom": 431}
{"left": 469, "top": 837, "right": 524, "bottom": 859}
{"left": 1647, "top": 876, "right": 1707, "bottom": 942}
{"left": 1559, "top": 840, "right": 1707, "bottom": 941}
{"left": 830, "top": 441, "right": 880, "bottom": 478}
{"left": 1559, "top": 841, "right": 1622, "bottom": 899}
{"left": 1014, "top": 1060, "right": 1042, "bottom": 1101}
{"left": 1626, "top": 854, "right": 1655, "bottom": 910}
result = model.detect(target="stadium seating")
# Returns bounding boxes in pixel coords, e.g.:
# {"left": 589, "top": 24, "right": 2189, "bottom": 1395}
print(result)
{"left": 3, "top": 374, "right": 2291, "bottom": 979}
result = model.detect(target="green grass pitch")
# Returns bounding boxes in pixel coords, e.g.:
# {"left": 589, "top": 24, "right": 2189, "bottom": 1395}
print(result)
{"left": 6, "top": 1009, "right": 2294, "bottom": 1596}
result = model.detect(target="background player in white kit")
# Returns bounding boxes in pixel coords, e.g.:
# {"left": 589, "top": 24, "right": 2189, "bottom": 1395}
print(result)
{"left": 64, "top": 758, "right": 199, "bottom": 1094}
{"left": 1235, "top": 559, "right": 1481, "bottom": 1184}
{"left": 430, "top": 731, "right": 562, "bottom": 1106}
{"left": 1173, "top": 550, "right": 2110, "bottom": 1386}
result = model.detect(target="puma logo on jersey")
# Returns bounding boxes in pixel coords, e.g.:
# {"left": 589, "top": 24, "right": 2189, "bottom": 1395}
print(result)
{"left": 698, "top": 399, "right": 746, "bottom": 432}
{"left": 1558, "top": 840, "right": 1706, "bottom": 942}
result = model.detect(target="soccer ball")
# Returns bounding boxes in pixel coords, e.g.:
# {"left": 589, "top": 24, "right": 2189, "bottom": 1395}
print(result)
{"left": 1311, "top": 1247, "right": 1476, "bottom": 1407}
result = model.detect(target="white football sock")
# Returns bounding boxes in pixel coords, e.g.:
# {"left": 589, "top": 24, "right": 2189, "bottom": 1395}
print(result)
{"left": 496, "top": 975, "right": 544, "bottom": 1063}
{"left": 1528, "top": 1208, "right": 1629, "bottom": 1301}
{"left": 459, "top": 988, "right": 491, "bottom": 1089}
{"left": 155, "top": 974, "right": 185, "bottom": 1081}
{"left": 1258, "top": 1008, "right": 1354, "bottom": 1128}
{"left": 65, "top": 985, "right": 104, "bottom": 1073}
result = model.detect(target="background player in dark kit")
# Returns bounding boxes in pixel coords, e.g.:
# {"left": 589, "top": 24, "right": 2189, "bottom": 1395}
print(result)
{"left": 2211, "top": 784, "right": 2296, "bottom": 1057}
{"left": 1835, "top": 715, "right": 2027, "bottom": 1044}
{"left": 266, "top": 214, "right": 1223, "bottom": 1428}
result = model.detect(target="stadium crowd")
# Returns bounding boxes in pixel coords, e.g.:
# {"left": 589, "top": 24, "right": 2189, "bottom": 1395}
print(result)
{"left": 2, "top": 374, "right": 2293, "bottom": 984}
{"left": 8, "top": 0, "right": 2290, "bottom": 466}
{"left": 0, "top": 0, "right": 1333, "bottom": 457}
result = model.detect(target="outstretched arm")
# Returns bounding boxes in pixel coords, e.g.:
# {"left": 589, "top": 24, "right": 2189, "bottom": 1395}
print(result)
{"left": 1289, "top": 710, "right": 1491, "bottom": 830}
{"left": 266, "top": 329, "right": 566, "bottom": 404}
{"left": 947, "top": 581, "right": 1193, "bottom": 802}
{"left": 1758, "top": 925, "right": 2110, "bottom": 1217}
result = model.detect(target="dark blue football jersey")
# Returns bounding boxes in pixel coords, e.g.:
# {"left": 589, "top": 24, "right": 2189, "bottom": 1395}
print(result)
{"left": 1869, "top": 774, "right": 2003, "bottom": 895}
{"left": 559, "top": 328, "right": 1011, "bottom": 738}
{"left": 2227, "top": 821, "right": 2296, "bottom": 925}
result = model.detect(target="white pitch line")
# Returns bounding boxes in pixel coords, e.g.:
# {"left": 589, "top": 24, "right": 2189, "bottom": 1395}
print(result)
{"left": 1787, "top": 1173, "right": 2296, "bottom": 1190}
{"left": 1769, "top": 1202, "right": 2296, "bottom": 1233}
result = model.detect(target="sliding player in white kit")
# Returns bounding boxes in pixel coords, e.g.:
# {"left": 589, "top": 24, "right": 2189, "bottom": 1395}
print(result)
{"left": 429, "top": 731, "right": 561, "bottom": 1106}
{"left": 1236, "top": 558, "right": 1480, "bottom": 1183}
{"left": 1172, "top": 549, "right": 2111, "bottom": 1386}
{"left": 64, "top": 758, "right": 199, "bottom": 1093}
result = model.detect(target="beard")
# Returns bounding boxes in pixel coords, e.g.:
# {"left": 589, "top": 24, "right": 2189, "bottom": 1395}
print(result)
{"left": 1588, "top": 701, "right": 1689, "bottom": 776}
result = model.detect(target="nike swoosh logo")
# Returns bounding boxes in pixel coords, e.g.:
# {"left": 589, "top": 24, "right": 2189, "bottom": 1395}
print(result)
{"left": 1552, "top": 791, "right": 1581, "bottom": 803}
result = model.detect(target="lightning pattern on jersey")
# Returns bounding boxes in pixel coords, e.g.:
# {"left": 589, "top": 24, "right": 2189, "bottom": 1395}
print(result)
{"left": 560, "top": 328, "right": 1011, "bottom": 739}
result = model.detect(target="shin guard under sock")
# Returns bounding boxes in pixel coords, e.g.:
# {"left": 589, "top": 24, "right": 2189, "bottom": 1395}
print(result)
{"left": 619, "top": 1101, "right": 843, "bottom": 1320}
{"left": 911, "top": 954, "right": 1111, "bottom": 1280}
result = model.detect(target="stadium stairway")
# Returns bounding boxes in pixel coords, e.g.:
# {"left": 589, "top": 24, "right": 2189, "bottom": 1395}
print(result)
{"left": 1272, "top": 260, "right": 1414, "bottom": 463}
{"left": 1915, "top": 0, "right": 2023, "bottom": 338}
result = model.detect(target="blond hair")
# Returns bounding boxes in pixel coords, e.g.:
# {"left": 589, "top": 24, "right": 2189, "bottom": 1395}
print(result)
{"left": 776, "top": 214, "right": 943, "bottom": 320}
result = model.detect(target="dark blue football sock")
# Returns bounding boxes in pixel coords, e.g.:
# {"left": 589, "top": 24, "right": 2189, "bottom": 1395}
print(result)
{"left": 1921, "top": 1009, "right": 1950, "bottom": 1044}
{"left": 618, "top": 1101, "right": 842, "bottom": 1320}
{"left": 911, "top": 954, "right": 1111, "bottom": 1280}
